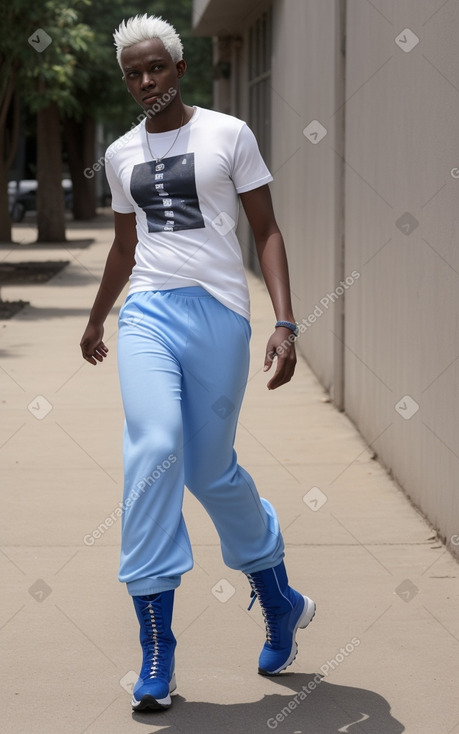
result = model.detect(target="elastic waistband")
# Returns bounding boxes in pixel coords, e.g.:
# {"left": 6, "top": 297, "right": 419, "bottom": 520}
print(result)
{"left": 164, "top": 286, "right": 211, "bottom": 297}
{"left": 130, "top": 286, "right": 212, "bottom": 298}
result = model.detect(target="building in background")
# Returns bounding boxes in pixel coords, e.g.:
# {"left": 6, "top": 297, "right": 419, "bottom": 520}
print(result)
{"left": 192, "top": 0, "right": 459, "bottom": 558}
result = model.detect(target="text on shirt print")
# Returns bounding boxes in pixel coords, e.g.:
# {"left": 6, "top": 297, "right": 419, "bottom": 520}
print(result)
{"left": 130, "top": 153, "right": 205, "bottom": 233}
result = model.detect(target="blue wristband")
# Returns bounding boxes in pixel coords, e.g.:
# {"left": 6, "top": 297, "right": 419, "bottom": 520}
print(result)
{"left": 275, "top": 320, "right": 299, "bottom": 337}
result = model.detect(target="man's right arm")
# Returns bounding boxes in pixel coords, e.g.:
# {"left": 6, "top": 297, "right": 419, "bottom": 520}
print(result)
{"left": 80, "top": 211, "right": 137, "bottom": 365}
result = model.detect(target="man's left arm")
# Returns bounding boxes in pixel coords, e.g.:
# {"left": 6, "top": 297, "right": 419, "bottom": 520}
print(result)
{"left": 239, "top": 184, "right": 297, "bottom": 390}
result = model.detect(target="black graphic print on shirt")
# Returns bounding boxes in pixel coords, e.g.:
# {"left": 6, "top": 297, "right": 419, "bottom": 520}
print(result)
{"left": 130, "top": 153, "right": 205, "bottom": 233}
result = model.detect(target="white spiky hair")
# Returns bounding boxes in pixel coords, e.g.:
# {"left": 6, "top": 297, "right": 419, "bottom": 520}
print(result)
{"left": 114, "top": 14, "right": 183, "bottom": 68}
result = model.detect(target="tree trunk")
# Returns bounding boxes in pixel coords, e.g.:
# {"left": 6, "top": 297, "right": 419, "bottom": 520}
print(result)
{"left": 0, "top": 151, "right": 11, "bottom": 244}
{"left": 36, "top": 100, "right": 66, "bottom": 242}
{"left": 0, "top": 66, "right": 19, "bottom": 243}
{"left": 63, "top": 113, "right": 97, "bottom": 220}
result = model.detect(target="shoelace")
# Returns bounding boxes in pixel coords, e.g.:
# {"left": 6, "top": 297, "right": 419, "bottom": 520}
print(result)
{"left": 247, "top": 576, "right": 279, "bottom": 646}
{"left": 248, "top": 589, "right": 257, "bottom": 611}
{"left": 143, "top": 601, "right": 167, "bottom": 678}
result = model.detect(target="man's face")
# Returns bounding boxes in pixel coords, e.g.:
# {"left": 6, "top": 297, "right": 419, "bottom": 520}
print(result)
{"left": 120, "top": 38, "right": 185, "bottom": 112}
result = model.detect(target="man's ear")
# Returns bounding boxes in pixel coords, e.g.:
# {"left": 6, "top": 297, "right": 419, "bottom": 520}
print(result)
{"left": 176, "top": 59, "right": 187, "bottom": 78}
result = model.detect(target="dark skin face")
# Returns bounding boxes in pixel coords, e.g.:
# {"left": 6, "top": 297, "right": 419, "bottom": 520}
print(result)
{"left": 120, "top": 38, "right": 194, "bottom": 132}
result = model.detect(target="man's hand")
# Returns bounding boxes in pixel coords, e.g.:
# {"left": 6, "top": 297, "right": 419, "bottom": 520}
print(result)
{"left": 80, "top": 322, "right": 109, "bottom": 366}
{"left": 263, "top": 327, "right": 297, "bottom": 389}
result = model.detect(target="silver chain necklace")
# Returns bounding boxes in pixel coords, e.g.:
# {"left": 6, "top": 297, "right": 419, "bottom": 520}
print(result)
{"left": 144, "top": 113, "right": 184, "bottom": 162}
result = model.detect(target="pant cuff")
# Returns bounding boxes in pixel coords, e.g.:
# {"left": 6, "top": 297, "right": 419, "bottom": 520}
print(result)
{"left": 239, "top": 552, "right": 285, "bottom": 576}
{"left": 125, "top": 578, "right": 181, "bottom": 597}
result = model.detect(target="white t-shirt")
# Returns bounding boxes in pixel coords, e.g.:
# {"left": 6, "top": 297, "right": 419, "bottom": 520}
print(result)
{"left": 104, "top": 106, "right": 273, "bottom": 320}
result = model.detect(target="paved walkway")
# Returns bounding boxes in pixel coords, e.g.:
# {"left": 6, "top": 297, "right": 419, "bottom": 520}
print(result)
{"left": 1, "top": 212, "right": 458, "bottom": 734}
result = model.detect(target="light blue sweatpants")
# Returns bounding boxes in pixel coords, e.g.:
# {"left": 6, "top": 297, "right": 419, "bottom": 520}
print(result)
{"left": 117, "top": 287, "right": 285, "bottom": 596}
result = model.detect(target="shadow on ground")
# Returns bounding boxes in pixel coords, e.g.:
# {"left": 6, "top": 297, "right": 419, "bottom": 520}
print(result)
{"left": 0, "top": 239, "right": 94, "bottom": 250}
{"left": 11, "top": 304, "right": 120, "bottom": 320}
{"left": 131, "top": 673, "right": 404, "bottom": 734}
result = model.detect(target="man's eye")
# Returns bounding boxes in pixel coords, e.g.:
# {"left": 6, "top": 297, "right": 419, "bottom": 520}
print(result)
{"left": 127, "top": 72, "right": 138, "bottom": 78}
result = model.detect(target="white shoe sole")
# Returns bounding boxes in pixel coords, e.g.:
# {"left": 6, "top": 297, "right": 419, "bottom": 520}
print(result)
{"left": 131, "top": 672, "right": 177, "bottom": 711}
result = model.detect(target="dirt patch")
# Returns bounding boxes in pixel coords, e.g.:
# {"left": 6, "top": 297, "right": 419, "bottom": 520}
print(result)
{"left": 0, "top": 300, "right": 29, "bottom": 319}
{"left": 0, "top": 260, "right": 69, "bottom": 284}
{"left": 0, "top": 260, "right": 69, "bottom": 319}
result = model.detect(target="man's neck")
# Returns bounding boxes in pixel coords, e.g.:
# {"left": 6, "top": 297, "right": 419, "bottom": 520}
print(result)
{"left": 144, "top": 101, "right": 194, "bottom": 134}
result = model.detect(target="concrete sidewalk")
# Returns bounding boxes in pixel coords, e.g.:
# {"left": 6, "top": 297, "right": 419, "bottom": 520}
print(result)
{"left": 1, "top": 212, "right": 458, "bottom": 734}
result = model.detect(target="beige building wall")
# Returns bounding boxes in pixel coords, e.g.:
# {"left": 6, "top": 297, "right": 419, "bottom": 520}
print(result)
{"left": 269, "top": 0, "right": 345, "bottom": 400}
{"left": 343, "top": 0, "right": 459, "bottom": 553}
{"left": 193, "top": 0, "right": 459, "bottom": 557}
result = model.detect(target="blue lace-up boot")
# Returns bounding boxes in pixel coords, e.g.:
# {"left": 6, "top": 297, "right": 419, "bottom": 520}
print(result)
{"left": 131, "top": 590, "right": 177, "bottom": 711}
{"left": 246, "top": 561, "right": 316, "bottom": 675}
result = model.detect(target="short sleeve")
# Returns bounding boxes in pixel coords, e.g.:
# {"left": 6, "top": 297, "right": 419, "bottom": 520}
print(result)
{"left": 105, "top": 153, "right": 135, "bottom": 214}
{"left": 230, "top": 123, "right": 273, "bottom": 193}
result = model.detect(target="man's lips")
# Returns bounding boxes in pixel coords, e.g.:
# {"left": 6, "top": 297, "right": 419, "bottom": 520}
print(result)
{"left": 142, "top": 92, "right": 160, "bottom": 103}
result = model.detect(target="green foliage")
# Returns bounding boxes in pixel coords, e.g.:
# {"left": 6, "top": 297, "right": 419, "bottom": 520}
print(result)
{"left": 0, "top": 0, "right": 213, "bottom": 149}
{"left": 1, "top": 0, "right": 212, "bottom": 120}
{"left": 1, "top": 0, "right": 94, "bottom": 115}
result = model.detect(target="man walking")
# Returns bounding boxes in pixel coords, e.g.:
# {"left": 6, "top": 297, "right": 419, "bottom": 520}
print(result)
{"left": 80, "top": 14, "right": 315, "bottom": 712}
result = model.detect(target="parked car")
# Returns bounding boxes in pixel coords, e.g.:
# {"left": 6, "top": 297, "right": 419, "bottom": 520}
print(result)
{"left": 8, "top": 179, "right": 73, "bottom": 222}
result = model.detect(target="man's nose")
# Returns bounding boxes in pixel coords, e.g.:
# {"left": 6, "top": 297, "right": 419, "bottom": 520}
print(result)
{"left": 141, "top": 73, "right": 155, "bottom": 88}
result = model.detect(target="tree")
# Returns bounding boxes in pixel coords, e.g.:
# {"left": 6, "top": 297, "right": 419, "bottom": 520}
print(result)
{"left": 22, "top": 1, "right": 93, "bottom": 241}
{"left": 0, "top": 0, "right": 32, "bottom": 243}
{"left": 0, "top": 0, "right": 212, "bottom": 243}
{"left": 0, "top": 0, "right": 93, "bottom": 242}
{"left": 0, "top": 66, "right": 19, "bottom": 244}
